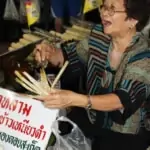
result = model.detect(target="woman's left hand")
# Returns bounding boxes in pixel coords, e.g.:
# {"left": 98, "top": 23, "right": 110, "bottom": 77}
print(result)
{"left": 35, "top": 89, "right": 87, "bottom": 109}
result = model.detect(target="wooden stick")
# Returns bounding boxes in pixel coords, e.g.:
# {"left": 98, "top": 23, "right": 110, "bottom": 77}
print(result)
{"left": 51, "top": 61, "right": 69, "bottom": 88}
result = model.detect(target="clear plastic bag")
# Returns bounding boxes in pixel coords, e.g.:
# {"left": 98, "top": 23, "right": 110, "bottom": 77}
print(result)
{"left": 142, "top": 17, "right": 150, "bottom": 38}
{"left": 19, "top": 0, "right": 27, "bottom": 23}
{"left": 47, "top": 116, "right": 91, "bottom": 150}
{"left": 34, "top": 0, "right": 41, "bottom": 17}
{"left": 3, "top": 0, "right": 19, "bottom": 21}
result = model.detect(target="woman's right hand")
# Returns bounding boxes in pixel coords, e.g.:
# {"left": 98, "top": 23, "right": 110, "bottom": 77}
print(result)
{"left": 33, "top": 41, "right": 64, "bottom": 67}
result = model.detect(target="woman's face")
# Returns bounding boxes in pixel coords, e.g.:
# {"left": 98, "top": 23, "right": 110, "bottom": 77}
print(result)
{"left": 100, "top": 0, "right": 136, "bottom": 36}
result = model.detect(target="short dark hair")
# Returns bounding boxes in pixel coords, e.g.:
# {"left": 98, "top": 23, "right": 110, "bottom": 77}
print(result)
{"left": 124, "top": 0, "right": 150, "bottom": 31}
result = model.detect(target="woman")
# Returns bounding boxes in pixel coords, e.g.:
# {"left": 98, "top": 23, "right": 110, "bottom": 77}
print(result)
{"left": 34, "top": 0, "right": 150, "bottom": 149}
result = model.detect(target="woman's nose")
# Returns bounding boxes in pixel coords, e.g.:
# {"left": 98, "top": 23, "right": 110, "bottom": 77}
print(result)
{"left": 101, "top": 8, "right": 109, "bottom": 17}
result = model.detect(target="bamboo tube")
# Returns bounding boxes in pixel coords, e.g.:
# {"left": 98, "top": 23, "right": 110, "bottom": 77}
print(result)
{"left": 51, "top": 61, "right": 69, "bottom": 88}
{"left": 65, "top": 31, "right": 84, "bottom": 40}
{"left": 8, "top": 47, "right": 15, "bottom": 51}
{"left": 62, "top": 32, "right": 83, "bottom": 40}
{"left": 11, "top": 42, "right": 23, "bottom": 49}
{"left": 67, "top": 27, "right": 89, "bottom": 36}
{"left": 15, "top": 71, "right": 43, "bottom": 95}
{"left": 61, "top": 33, "right": 74, "bottom": 40}
{"left": 72, "top": 25, "right": 91, "bottom": 33}
{"left": 50, "top": 30, "right": 63, "bottom": 38}
{"left": 40, "top": 68, "right": 51, "bottom": 89}
{"left": 15, "top": 78, "right": 39, "bottom": 95}
{"left": 22, "top": 71, "right": 49, "bottom": 95}
{"left": 66, "top": 29, "right": 86, "bottom": 38}
{"left": 19, "top": 38, "right": 31, "bottom": 45}
{"left": 23, "top": 34, "right": 41, "bottom": 41}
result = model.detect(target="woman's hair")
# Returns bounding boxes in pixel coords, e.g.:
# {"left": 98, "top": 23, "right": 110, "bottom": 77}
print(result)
{"left": 124, "top": 0, "right": 150, "bottom": 31}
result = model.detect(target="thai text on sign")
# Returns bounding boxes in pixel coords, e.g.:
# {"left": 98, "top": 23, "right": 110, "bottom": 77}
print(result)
{"left": 0, "top": 88, "right": 59, "bottom": 150}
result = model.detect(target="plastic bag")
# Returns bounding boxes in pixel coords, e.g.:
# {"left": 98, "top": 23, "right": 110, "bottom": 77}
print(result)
{"left": 34, "top": 0, "right": 41, "bottom": 16}
{"left": 83, "top": 0, "right": 98, "bottom": 14}
{"left": 47, "top": 117, "right": 91, "bottom": 150}
{"left": 3, "top": 0, "right": 19, "bottom": 21}
{"left": 20, "top": 0, "right": 26, "bottom": 17}
{"left": 142, "top": 17, "right": 150, "bottom": 38}
{"left": 25, "top": 0, "right": 41, "bottom": 26}
{"left": 19, "top": 0, "right": 27, "bottom": 23}
{"left": 97, "top": 0, "right": 103, "bottom": 5}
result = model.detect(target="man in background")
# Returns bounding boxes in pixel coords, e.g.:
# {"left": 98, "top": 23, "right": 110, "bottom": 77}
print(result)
{"left": 51, "top": 0, "right": 82, "bottom": 33}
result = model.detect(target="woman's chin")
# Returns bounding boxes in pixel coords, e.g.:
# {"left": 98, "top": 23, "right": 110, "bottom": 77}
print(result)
{"left": 103, "top": 28, "right": 112, "bottom": 35}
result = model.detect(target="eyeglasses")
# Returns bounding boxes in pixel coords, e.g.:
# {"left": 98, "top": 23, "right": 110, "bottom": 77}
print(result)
{"left": 99, "top": 5, "right": 126, "bottom": 16}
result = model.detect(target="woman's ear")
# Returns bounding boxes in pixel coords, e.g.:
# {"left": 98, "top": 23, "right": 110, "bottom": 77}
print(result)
{"left": 128, "top": 18, "right": 138, "bottom": 29}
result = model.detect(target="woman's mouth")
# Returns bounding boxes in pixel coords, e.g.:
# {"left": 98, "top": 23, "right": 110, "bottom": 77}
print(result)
{"left": 102, "top": 20, "right": 112, "bottom": 27}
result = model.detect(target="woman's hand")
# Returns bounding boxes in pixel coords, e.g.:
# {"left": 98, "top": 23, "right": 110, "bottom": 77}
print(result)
{"left": 33, "top": 41, "right": 64, "bottom": 67}
{"left": 35, "top": 89, "right": 88, "bottom": 109}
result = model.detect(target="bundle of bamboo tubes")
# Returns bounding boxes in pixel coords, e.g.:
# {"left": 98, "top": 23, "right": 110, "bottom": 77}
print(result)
{"left": 8, "top": 33, "right": 42, "bottom": 51}
{"left": 15, "top": 61, "right": 69, "bottom": 96}
{"left": 8, "top": 24, "right": 92, "bottom": 52}
{"left": 49, "top": 25, "right": 91, "bottom": 41}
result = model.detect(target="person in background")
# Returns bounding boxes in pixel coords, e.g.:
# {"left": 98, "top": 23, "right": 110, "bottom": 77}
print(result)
{"left": 34, "top": 0, "right": 150, "bottom": 149}
{"left": 50, "top": 0, "right": 82, "bottom": 33}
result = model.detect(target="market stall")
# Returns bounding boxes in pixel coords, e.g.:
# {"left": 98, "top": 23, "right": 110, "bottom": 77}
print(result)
{"left": 0, "top": 16, "right": 94, "bottom": 149}
{"left": 0, "top": 0, "right": 102, "bottom": 149}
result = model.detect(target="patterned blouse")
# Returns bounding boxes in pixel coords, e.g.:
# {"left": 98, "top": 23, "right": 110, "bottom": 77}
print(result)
{"left": 61, "top": 24, "right": 150, "bottom": 134}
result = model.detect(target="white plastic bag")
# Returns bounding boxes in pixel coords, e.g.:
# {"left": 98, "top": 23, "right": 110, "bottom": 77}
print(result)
{"left": 47, "top": 117, "right": 91, "bottom": 150}
{"left": 142, "top": 17, "right": 150, "bottom": 38}
{"left": 3, "top": 0, "right": 19, "bottom": 21}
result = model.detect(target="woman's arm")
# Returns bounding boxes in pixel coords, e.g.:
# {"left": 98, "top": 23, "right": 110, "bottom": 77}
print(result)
{"left": 36, "top": 80, "right": 148, "bottom": 113}
{"left": 74, "top": 80, "right": 148, "bottom": 112}
{"left": 39, "top": 57, "right": 150, "bottom": 115}
{"left": 74, "top": 93, "right": 122, "bottom": 111}
{"left": 73, "top": 56, "right": 150, "bottom": 123}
